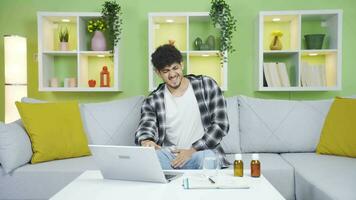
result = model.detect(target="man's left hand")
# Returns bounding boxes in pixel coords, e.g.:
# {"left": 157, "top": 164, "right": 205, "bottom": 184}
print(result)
{"left": 171, "top": 148, "right": 197, "bottom": 169}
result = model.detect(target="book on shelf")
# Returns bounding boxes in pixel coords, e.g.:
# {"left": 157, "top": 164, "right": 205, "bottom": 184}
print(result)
{"left": 263, "top": 71, "right": 268, "bottom": 87}
{"left": 301, "top": 62, "right": 327, "bottom": 87}
{"left": 269, "top": 62, "right": 282, "bottom": 87}
{"left": 319, "top": 64, "right": 327, "bottom": 86}
{"left": 311, "top": 65, "right": 320, "bottom": 86}
{"left": 263, "top": 63, "right": 274, "bottom": 87}
{"left": 263, "top": 62, "right": 290, "bottom": 87}
{"left": 277, "top": 62, "right": 290, "bottom": 87}
{"left": 301, "top": 62, "right": 308, "bottom": 87}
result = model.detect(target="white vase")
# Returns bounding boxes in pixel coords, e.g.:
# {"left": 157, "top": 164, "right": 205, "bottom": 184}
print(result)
{"left": 91, "top": 31, "right": 106, "bottom": 51}
{"left": 60, "top": 42, "right": 68, "bottom": 51}
{"left": 49, "top": 77, "right": 59, "bottom": 87}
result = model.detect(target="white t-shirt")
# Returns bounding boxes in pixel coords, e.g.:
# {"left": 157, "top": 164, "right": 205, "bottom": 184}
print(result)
{"left": 163, "top": 83, "right": 205, "bottom": 149}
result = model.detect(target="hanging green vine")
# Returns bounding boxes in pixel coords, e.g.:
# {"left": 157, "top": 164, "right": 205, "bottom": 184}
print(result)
{"left": 101, "top": 0, "right": 123, "bottom": 48}
{"left": 209, "top": 0, "right": 237, "bottom": 62}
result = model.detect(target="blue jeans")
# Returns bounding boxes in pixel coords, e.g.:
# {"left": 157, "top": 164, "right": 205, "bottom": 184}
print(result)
{"left": 156, "top": 148, "right": 218, "bottom": 170}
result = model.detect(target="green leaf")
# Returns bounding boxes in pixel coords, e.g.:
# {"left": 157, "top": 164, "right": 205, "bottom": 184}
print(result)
{"left": 209, "top": 0, "right": 237, "bottom": 54}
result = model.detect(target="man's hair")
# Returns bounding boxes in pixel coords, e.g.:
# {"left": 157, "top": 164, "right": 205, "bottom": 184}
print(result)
{"left": 151, "top": 44, "right": 182, "bottom": 70}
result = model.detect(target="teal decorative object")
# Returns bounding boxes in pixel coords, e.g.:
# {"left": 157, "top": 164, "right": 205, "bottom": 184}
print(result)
{"left": 206, "top": 35, "right": 215, "bottom": 50}
{"left": 200, "top": 43, "right": 210, "bottom": 50}
{"left": 194, "top": 37, "right": 203, "bottom": 50}
{"left": 304, "top": 34, "right": 325, "bottom": 49}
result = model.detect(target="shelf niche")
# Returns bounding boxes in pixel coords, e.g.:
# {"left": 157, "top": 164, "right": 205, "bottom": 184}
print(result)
{"left": 257, "top": 10, "right": 342, "bottom": 91}
{"left": 38, "top": 12, "right": 121, "bottom": 92}
{"left": 148, "top": 12, "right": 228, "bottom": 91}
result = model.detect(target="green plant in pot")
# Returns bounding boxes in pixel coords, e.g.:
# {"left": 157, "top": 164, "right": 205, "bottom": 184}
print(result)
{"left": 101, "top": 0, "right": 123, "bottom": 49}
{"left": 209, "top": 0, "right": 237, "bottom": 63}
{"left": 59, "top": 27, "right": 69, "bottom": 51}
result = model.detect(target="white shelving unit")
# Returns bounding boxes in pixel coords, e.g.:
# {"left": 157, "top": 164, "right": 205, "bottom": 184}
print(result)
{"left": 37, "top": 12, "right": 121, "bottom": 92}
{"left": 148, "top": 12, "right": 228, "bottom": 91}
{"left": 257, "top": 10, "right": 342, "bottom": 91}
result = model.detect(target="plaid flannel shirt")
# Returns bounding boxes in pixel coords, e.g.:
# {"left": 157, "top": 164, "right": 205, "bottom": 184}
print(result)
{"left": 135, "top": 74, "right": 230, "bottom": 167}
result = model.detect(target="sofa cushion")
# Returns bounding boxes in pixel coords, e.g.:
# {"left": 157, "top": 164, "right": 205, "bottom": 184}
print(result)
{"left": 281, "top": 153, "right": 356, "bottom": 200}
{"left": 220, "top": 96, "right": 241, "bottom": 153}
{"left": 21, "top": 96, "right": 145, "bottom": 146}
{"left": 80, "top": 96, "right": 144, "bottom": 145}
{"left": 317, "top": 97, "right": 356, "bottom": 157}
{"left": 0, "top": 120, "right": 32, "bottom": 173}
{"left": 226, "top": 153, "right": 295, "bottom": 200}
{"left": 0, "top": 156, "right": 97, "bottom": 200}
{"left": 238, "top": 95, "right": 332, "bottom": 153}
{"left": 16, "top": 101, "right": 91, "bottom": 164}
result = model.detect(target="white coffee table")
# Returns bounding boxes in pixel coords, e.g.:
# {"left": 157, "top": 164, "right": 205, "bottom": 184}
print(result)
{"left": 50, "top": 170, "right": 285, "bottom": 200}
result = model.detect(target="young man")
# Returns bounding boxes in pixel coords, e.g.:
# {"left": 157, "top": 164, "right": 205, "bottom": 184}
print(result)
{"left": 135, "top": 44, "right": 229, "bottom": 169}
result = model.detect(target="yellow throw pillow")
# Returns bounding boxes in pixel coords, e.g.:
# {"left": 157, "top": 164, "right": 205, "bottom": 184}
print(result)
{"left": 317, "top": 97, "right": 356, "bottom": 157}
{"left": 16, "top": 101, "right": 91, "bottom": 163}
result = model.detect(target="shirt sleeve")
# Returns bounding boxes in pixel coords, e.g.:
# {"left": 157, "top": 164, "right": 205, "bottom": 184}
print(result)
{"left": 192, "top": 77, "right": 229, "bottom": 151}
{"left": 134, "top": 97, "right": 158, "bottom": 145}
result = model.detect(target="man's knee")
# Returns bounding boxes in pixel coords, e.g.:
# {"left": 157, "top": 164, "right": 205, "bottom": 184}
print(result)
{"left": 191, "top": 150, "right": 216, "bottom": 168}
{"left": 193, "top": 149, "right": 215, "bottom": 159}
{"left": 156, "top": 148, "right": 173, "bottom": 160}
{"left": 156, "top": 149, "right": 174, "bottom": 170}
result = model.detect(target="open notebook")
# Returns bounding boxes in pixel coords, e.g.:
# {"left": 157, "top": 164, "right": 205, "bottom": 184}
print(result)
{"left": 182, "top": 174, "right": 250, "bottom": 189}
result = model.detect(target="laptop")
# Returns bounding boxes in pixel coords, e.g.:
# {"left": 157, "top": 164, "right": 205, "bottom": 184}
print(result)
{"left": 89, "top": 145, "right": 182, "bottom": 183}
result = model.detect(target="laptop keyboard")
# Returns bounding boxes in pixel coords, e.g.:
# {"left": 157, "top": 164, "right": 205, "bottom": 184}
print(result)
{"left": 164, "top": 174, "right": 176, "bottom": 180}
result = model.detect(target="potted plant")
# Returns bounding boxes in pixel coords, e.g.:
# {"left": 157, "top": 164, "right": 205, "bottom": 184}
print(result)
{"left": 59, "top": 27, "right": 69, "bottom": 51}
{"left": 87, "top": 19, "right": 107, "bottom": 51}
{"left": 304, "top": 34, "right": 325, "bottom": 49}
{"left": 101, "top": 0, "right": 123, "bottom": 48}
{"left": 209, "top": 0, "right": 237, "bottom": 63}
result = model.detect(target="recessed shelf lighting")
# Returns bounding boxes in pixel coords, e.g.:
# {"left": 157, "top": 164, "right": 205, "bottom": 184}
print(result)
{"left": 202, "top": 54, "right": 210, "bottom": 57}
{"left": 272, "top": 18, "right": 281, "bottom": 22}
{"left": 308, "top": 53, "right": 318, "bottom": 56}
{"left": 166, "top": 19, "right": 174, "bottom": 23}
{"left": 97, "top": 55, "right": 105, "bottom": 58}
{"left": 61, "top": 19, "right": 70, "bottom": 23}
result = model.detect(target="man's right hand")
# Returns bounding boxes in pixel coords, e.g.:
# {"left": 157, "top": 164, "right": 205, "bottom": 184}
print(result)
{"left": 141, "top": 140, "right": 161, "bottom": 150}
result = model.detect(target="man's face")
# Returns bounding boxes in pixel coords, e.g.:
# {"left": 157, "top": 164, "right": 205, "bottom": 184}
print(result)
{"left": 156, "top": 62, "right": 184, "bottom": 89}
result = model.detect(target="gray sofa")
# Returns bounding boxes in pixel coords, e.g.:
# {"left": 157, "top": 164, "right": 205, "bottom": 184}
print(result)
{"left": 1, "top": 95, "right": 356, "bottom": 200}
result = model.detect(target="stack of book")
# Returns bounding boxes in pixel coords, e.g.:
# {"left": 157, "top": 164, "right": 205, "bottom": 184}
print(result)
{"left": 300, "top": 62, "right": 327, "bottom": 87}
{"left": 263, "top": 62, "right": 290, "bottom": 87}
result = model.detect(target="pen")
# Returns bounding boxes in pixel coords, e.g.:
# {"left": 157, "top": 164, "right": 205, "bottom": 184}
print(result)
{"left": 208, "top": 177, "right": 216, "bottom": 184}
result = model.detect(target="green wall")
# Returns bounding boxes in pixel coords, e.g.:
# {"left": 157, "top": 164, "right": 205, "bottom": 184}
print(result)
{"left": 1, "top": 0, "right": 356, "bottom": 122}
